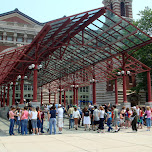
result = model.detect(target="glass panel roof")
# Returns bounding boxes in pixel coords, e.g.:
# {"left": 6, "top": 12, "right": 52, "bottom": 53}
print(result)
{"left": 0, "top": 7, "right": 151, "bottom": 87}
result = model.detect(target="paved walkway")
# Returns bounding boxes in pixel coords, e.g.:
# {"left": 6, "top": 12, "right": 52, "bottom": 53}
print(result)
{"left": 0, "top": 117, "right": 152, "bottom": 152}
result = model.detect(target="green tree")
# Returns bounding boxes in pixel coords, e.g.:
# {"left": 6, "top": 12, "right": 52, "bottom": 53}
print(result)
{"left": 131, "top": 7, "right": 152, "bottom": 100}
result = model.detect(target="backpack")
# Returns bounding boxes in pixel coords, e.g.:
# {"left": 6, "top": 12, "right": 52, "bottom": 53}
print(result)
{"left": 7, "top": 111, "right": 9, "bottom": 119}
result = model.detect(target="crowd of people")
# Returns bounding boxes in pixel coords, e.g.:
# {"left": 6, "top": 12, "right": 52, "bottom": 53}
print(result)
{"left": 67, "top": 104, "right": 152, "bottom": 133}
{"left": 8, "top": 103, "right": 152, "bottom": 136}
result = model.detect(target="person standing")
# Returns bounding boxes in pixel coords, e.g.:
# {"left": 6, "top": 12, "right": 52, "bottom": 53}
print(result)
{"left": 30, "top": 107, "right": 38, "bottom": 135}
{"left": 145, "top": 106, "right": 151, "bottom": 131}
{"left": 113, "top": 105, "right": 120, "bottom": 132}
{"left": 73, "top": 107, "right": 80, "bottom": 130}
{"left": 139, "top": 107, "right": 144, "bottom": 129}
{"left": 83, "top": 107, "right": 91, "bottom": 131}
{"left": 28, "top": 106, "right": 32, "bottom": 134}
{"left": 49, "top": 106, "right": 56, "bottom": 135}
{"left": 22, "top": 106, "right": 29, "bottom": 135}
{"left": 20, "top": 108, "right": 24, "bottom": 135}
{"left": 98, "top": 106, "right": 105, "bottom": 133}
{"left": 125, "top": 108, "right": 131, "bottom": 128}
{"left": 36, "top": 107, "right": 42, "bottom": 135}
{"left": 131, "top": 109, "right": 137, "bottom": 132}
{"left": 93, "top": 106, "right": 99, "bottom": 131}
{"left": 9, "top": 107, "right": 16, "bottom": 135}
{"left": 67, "top": 105, "right": 74, "bottom": 129}
{"left": 107, "top": 108, "right": 113, "bottom": 132}
{"left": 17, "top": 108, "right": 21, "bottom": 134}
{"left": 57, "top": 104, "right": 64, "bottom": 134}
{"left": 41, "top": 110, "right": 45, "bottom": 133}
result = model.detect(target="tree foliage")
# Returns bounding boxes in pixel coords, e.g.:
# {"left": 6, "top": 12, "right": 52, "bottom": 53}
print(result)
{"left": 131, "top": 7, "right": 152, "bottom": 97}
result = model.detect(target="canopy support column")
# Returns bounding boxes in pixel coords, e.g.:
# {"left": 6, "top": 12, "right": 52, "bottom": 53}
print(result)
{"left": 64, "top": 91, "right": 66, "bottom": 107}
{"left": 33, "top": 64, "right": 38, "bottom": 102}
{"left": 20, "top": 75, "right": 24, "bottom": 104}
{"left": 59, "top": 89, "right": 62, "bottom": 104}
{"left": 54, "top": 93, "right": 56, "bottom": 104}
{"left": 7, "top": 84, "right": 10, "bottom": 106}
{"left": 73, "top": 86, "right": 76, "bottom": 105}
{"left": 76, "top": 87, "right": 78, "bottom": 106}
{"left": 93, "top": 81, "right": 96, "bottom": 105}
{"left": 115, "top": 79, "right": 118, "bottom": 105}
{"left": 12, "top": 81, "right": 16, "bottom": 105}
{"left": 3, "top": 86, "right": 6, "bottom": 107}
{"left": 49, "top": 89, "right": 51, "bottom": 104}
{"left": 41, "top": 87, "right": 43, "bottom": 105}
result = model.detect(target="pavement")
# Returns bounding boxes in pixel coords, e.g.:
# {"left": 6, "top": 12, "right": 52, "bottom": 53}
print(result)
{"left": 0, "top": 117, "right": 152, "bottom": 152}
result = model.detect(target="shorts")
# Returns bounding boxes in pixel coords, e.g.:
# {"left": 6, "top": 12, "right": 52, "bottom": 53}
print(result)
{"left": 125, "top": 116, "right": 130, "bottom": 121}
{"left": 58, "top": 118, "right": 63, "bottom": 128}
{"left": 31, "top": 119, "right": 37, "bottom": 128}
{"left": 114, "top": 118, "right": 119, "bottom": 126}
{"left": 94, "top": 120, "right": 99, "bottom": 125}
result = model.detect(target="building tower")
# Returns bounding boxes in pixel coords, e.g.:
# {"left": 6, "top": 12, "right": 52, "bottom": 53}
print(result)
{"left": 102, "top": 0, "right": 133, "bottom": 19}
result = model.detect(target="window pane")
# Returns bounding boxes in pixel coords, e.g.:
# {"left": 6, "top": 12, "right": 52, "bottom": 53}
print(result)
{"left": 17, "top": 37, "right": 23, "bottom": 42}
{"left": 7, "top": 36, "right": 13, "bottom": 41}
{"left": 86, "top": 86, "right": 89, "bottom": 92}
{"left": 28, "top": 86, "right": 31, "bottom": 90}
{"left": 16, "top": 85, "right": 19, "bottom": 90}
{"left": 27, "top": 38, "right": 33, "bottom": 43}
{"left": 24, "top": 85, "right": 27, "bottom": 90}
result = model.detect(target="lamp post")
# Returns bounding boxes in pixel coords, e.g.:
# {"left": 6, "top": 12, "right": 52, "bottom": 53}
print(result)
{"left": 17, "top": 75, "right": 27, "bottom": 104}
{"left": 117, "top": 70, "right": 130, "bottom": 103}
{"left": 71, "top": 84, "right": 79, "bottom": 105}
{"left": 57, "top": 88, "right": 64, "bottom": 104}
{"left": 90, "top": 79, "right": 98, "bottom": 105}
{"left": 28, "top": 63, "right": 42, "bottom": 103}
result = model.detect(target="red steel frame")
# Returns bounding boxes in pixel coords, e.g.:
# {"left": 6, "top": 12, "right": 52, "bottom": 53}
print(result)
{"left": 0, "top": 7, "right": 151, "bottom": 106}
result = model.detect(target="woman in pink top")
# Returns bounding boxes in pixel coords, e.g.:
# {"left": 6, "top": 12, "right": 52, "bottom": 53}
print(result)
{"left": 9, "top": 107, "right": 16, "bottom": 135}
{"left": 145, "top": 106, "right": 151, "bottom": 131}
{"left": 21, "top": 107, "right": 29, "bottom": 135}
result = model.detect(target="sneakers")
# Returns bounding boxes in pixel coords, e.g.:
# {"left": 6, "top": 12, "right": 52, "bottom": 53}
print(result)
{"left": 58, "top": 131, "right": 62, "bottom": 134}
{"left": 37, "top": 133, "right": 39, "bottom": 135}
{"left": 32, "top": 133, "right": 35, "bottom": 135}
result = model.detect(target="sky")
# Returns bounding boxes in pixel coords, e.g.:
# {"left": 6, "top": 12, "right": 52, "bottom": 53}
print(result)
{"left": 0, "top": 0, "right": 152, "bottom": 23}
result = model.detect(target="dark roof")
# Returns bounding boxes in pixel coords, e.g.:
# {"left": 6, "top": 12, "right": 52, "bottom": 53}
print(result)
{"left": 0, "top": 8, "right": 44, "bottom": 26}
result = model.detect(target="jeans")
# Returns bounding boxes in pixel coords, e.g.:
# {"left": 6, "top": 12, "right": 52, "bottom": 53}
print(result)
{"left": 49, "top": 118, "right": 56, "bottom": 134}
{"left": 24, "top": 119, "right": 28, "bottom": 135}
{"left": 107, "top": 118, "right": 113, "bottom": 132}
{"left": 9, "top": 119, "right": 14, "bottom": 135}
{"left": 140, "top": 117, "right": 143, "bottom": 124}
{"left": 37, "top": 119, "right": 42, "bottom": 129}
{"left": 41, "top": 119, "right": 44, "bottom": 132}
{"left": 146, "top": 118, "right": 151, "bottom": 127}
{"left": 21, "top": 120, "right": 24, "bottom": 135}
{"left": 17, "top": 120, "right": 21, "bottom": 133}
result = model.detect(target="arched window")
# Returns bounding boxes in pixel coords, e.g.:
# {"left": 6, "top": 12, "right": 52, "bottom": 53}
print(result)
{"left": 120, "top": 2, "right": 126, "bottom": 16}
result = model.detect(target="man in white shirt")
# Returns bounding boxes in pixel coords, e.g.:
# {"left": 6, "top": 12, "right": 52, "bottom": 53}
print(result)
{"left": 57, "top": 104, "right": 64, "bottom": 134}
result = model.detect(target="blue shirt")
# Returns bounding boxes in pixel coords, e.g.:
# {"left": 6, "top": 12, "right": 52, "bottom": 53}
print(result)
{"left": 50, "top": 110, "right": 56, "bottom": 118}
